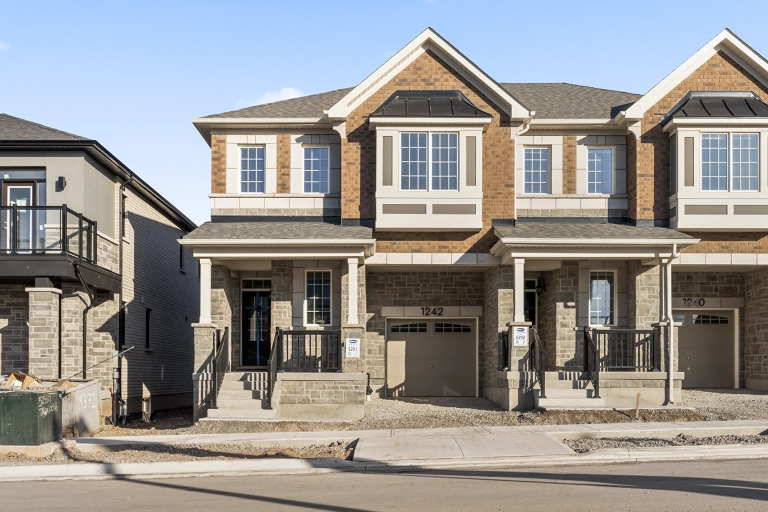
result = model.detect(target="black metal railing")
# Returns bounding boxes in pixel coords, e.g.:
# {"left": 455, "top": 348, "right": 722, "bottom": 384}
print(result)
{"left": 210, "top": 327, "right": 230, "bottom": 409}
{"left": 583, "top": 327, "right": 601, "bottom": 399}
{"left": 278, "top": 329, "right": 342, "bottom": 372}
{"left": 591, "top": 328, "right": 659, "bottom": 372}
{"left": 530, "top": 326, "right": 547, "bottom": 399}
{"left": 266, "top": 328, "right": 280, "bottom": 409}
{"left": 499, "top": 330, "right": 510, "bottom": 371}
{"left": 0, "top": 204, "right": 98, "bottom": 264}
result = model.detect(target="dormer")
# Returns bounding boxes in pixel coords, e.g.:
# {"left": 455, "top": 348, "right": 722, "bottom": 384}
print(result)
{"left": 662, "top": 91, "right": 768, "bottom": 231}
{"left": 370, "top": 91, "right": 489, "bottom": 231}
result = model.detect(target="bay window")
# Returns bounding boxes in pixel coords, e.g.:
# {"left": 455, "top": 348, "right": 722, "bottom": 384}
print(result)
{"left": 400, "top": 132, "right": 459, "bottom": 191}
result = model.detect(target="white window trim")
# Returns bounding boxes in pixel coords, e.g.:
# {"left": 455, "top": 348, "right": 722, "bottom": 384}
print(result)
{"left": 398, "top": 131, "right": 460, "bottom": 193}
{"left": 588, "top": 270, "right": 617, "bottom": 327}
{"left": 239, "top": 145, "right": 266, "bottom": 194}
{"left": 304, "top": 269, "right": 332, "bottom": 327}
{"left": 586, "top": 146, "right": 615, "bottom": 195}
{"left": 302, "top": 144, "right": 331, "bottom": 194}
{"left": 523, "top": 146, "right": 552, "bottom": 195}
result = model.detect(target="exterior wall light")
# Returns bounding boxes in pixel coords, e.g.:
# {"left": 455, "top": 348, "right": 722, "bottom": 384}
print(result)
{"left": 535, "top": 279, "right": 546, "bottom": 296}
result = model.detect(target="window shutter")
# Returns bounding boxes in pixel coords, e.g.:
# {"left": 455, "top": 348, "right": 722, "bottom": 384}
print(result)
{"left": 684, "top": 137, "right": 694, "bottom": 187}
{"left": 670, "top": 134, "right": 677, "bottom": 195}
{"left": 383, "top": 136, "right": 393, "bottom": 186}
{"left": 466, "top": 136, "right": 477, "bottom": 186}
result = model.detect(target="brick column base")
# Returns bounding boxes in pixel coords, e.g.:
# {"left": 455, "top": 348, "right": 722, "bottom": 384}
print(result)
{"left": 26, "top": 287, "right": 62, "bottom": 379}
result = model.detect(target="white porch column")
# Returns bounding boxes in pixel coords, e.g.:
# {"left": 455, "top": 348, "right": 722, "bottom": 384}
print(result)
{"left": 347, "top": 257, "right": 359, "bottom": 325}
{"left": 199, "top": 258, "right": 212, "bottom": 324}
{"left": 513, "top": 258, "right": 526, "bottom": 323}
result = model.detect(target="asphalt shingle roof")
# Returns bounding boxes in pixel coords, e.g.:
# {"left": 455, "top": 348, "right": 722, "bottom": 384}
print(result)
{"left": 0, "top": 114, "right": 89, "bottom": 141}
{"left": 202, "top": 84, "right": 641, "bottom": 121}
{"left": 494, "top": 221, "right": 695, "bottom": 241}
{"left": 185, "top": 221, "right": 373, "bottom": 241}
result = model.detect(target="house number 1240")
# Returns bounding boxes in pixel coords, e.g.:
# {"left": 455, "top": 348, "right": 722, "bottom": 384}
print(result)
{"left": 421, "top": 307, "right": 444, "bottom": 316}
{"left": 683, "top": 298, "right": 706, "bottom": 307}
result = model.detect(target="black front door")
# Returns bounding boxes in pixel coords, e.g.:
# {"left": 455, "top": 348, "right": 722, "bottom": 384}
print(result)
{"left": 242, "top": 291, "right": 271, "bottom": 367}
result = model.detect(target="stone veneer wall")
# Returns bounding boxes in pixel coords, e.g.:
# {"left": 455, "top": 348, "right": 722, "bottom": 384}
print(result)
{"left": 541, "top": 263, "right": 579, "bottom": 370}
{"left": 211, "top": 263, "right": 236, "bottom": 364}
{"left": 271, "top": 260, "right": 293, "bottom": 339}
{"left": 97, "top": 235, "right": 120, "bottom": 274}
{"left": 628, "top": 263, "right": 662, "bottom": 330}
{"left": 279, "top": 378, "right": 366, "bottom": 406}
{"left": 365, "top": 270, "right": 485, "bottom": 396}
{"left": 0, "top": 284, "right": 29, "bottom": 375}
{"left": 482, "top": 266, "right": 515, "bottom": 384}
{"left": 27, "top": 289, "right": 60, "bottom": 379}
{"left": 341, "top": 261, "right": 366, "bottom": 374}
{"left": 744, "top": 268, "right": 767, "bottom": 387}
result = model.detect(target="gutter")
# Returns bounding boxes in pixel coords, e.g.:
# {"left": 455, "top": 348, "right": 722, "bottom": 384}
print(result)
{"left": 73, "top": 263, "right": 95, "bottom": 380}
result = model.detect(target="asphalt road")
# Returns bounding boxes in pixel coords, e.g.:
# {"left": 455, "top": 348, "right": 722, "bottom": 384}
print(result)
{"left": 2, "top": 459, "right": 767, "bottom": 511}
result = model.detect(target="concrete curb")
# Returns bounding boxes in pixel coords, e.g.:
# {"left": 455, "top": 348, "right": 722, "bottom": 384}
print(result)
{"left": 2, "top": 444, "right": 768, "bottom": 482}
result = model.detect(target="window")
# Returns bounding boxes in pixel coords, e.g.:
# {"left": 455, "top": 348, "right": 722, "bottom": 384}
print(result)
{"left": 400, "top": 132, "right": 459, "bottom": 191}
{"left": 145, "top": 308, "right": 152, "bottom": 349}
{"left": 693, "top": 314, "right": 729, "bottom": 325}
{"left": 434, "top": 323, "right": 472, "bottom": 333}
{"left": 701, "top": 134, "right": 728, "bottom": 191}
{"left": 589, "top": 271, "right": 615, "bottom": 326}
{"left": 524, "top": 147, "right": 550, "bottom": 194}
{"left": 431, "top": 133, "right": 458, "bottom": 190}
{"left": 732, "top": 134, "right": 759, "bottom": 191}
{"left": 242, "top": 279, "right": 271, "bottom": 290}
{"left": 179, "top": 236, "right": 185, "bottom": 272}
{"left": 401, "top": 133, "right": 428, "bottom": 190}
{"left": 305, "top": 271, "right": 331, "bottom": 325}
{"left": 240, "top": 147, "right": 265, "bottom": 193}
{"left": 391, "top": 323, "right": 427, "bottom": 333}
{"left": 304, "top": 147, "right": 329, "bottom": 193}
{"left": 588, "top": 148, "right": 613, "bottom": 194}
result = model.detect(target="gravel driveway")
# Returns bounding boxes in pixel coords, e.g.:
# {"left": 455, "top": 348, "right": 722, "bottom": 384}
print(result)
{"left": 678, "top": 388, "right": 768, "bottom": 420}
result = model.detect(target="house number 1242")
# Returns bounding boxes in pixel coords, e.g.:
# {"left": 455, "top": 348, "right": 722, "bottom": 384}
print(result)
{"left": 421, "top": 307, "right": 444, "bottom": 316}
{"left": 683, "top": 298, "right": 706, "bottom": 307}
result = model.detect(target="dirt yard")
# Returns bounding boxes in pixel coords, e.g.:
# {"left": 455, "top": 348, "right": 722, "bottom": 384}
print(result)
{"left": 93, "top": 389, "right": 768, "bottom": 437}
{"left": 0, "top": 441, "right": 354, "bottom": 466}
{"left": 565, "top": 433, "right": 768, "bottom": 453}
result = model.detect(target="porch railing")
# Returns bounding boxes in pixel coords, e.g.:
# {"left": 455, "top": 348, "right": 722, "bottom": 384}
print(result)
{"left": 530, "top": 326, "right": 547, "bottom": 399}
{"left": 0, "top": 204, "right": 98, "bottom": 264}
{"left": 590, "top": 328, "right": 659, "bottom": 372}
{"left": 266, "top": 328, "right": 280, "bottom": 409}
{"left": 277, "top": 329, "right": 342, "bottom": 372}
{"left": 583, "top": 327, "right": 601, "bottom": 399}
{"left": 499, "top": 330, "right": 510, "bottom": 371}
{"left": 210, "top": 327, "right": 230, "bottom": 409}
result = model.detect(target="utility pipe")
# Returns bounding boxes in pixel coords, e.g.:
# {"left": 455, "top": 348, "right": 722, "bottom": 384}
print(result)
{"left": 74, "top": 263, "right": 95, "bottom": 379}
{"left": 114, "top": 176, "right": 134, "bottom": 426}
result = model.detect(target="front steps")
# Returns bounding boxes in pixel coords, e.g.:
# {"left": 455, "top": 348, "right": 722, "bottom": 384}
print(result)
{"left": 534, "top": 373, "right": 607, "bottom": 409}
{"left": 204, "top": 372, "right": 278, "bottom": 420}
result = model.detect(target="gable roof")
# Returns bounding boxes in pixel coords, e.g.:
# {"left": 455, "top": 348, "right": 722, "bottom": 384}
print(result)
{"left": 326, "top": 28, "right": 532, "bottom": 121}
{"left": 0, "top": 113, "right": 89, "bottom": 141}
{"left": 370, "top": 90, "right": 492, "bottom": 118}
{"left": 625, "top": 28, "right": 768, "bottom": 119}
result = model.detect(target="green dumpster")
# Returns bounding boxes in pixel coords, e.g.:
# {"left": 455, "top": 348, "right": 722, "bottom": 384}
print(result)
{"left": 0, "top": 391, "right": 62, "bottom": 445}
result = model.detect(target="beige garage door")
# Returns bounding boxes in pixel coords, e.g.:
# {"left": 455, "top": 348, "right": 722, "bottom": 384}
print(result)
{"left": 386, "top": 320, "right": 476, "bottom": 397}
{"left": 677, "top": 311, "right": 734, "bottom": 388}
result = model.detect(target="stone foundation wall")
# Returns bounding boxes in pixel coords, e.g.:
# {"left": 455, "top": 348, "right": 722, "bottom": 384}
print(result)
{"left": 745, "top": 268, "right": 768, "bottom": 387}
{"left": 482, "top": 266, "right": 515, "bottom": 390}
{"left": 277, "top": 374, "right": 366, "bottom": 420}
{"left": 0, "top": 284, "right": 29, "bottom": 375}
{"left": 366, "top": 270, "right": 485, "bottom": 396}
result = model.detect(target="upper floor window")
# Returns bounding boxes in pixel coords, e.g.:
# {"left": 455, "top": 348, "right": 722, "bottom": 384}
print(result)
{"left": 240, "top": 147, "right": 265, "bottom": 193}
{"left": 732, "top": 134, "right": 758, "bottom": 191}
{"left": 587, "top": 148, "right": 613, "bottom": 194}
{"left": 701, "top": 134, "right": 728, "bottom": 191}
{"left": 400, "top": 132, "right": 459, "bottom": 191}
{"left": 304, "top": 147, "right": 329, "bottom": 193}
{"left": 524, "top": 147, "right": 550, "bottom": 194}
{"left": 701, "top": 133, "right": 759, "bottom": 192}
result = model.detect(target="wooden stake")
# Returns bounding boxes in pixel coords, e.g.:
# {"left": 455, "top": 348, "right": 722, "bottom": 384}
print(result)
{"left": 634, "top": 393, "right": 641, "bottom": 421}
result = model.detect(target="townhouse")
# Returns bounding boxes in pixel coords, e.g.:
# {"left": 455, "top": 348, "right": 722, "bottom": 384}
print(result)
{"left": 183, "top": 28, "right": 768, "bottom": 421}
{"left": 0, "top": 114, "right": 199, "bottom": 418}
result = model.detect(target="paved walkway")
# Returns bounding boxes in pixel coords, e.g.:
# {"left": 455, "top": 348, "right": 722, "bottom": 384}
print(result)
{"left": 77, "top": 419, "right": 768, "bottom": 463}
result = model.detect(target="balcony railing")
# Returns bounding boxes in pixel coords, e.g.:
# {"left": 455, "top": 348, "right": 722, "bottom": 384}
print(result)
{"left": 0, "top": 204, "right": 98, "bottom": 264}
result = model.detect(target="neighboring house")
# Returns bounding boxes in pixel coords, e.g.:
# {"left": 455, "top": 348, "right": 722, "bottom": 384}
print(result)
{"left": 184, "top": 28, "right": 768, "bottom": 421}
{"left": 0, "top": 114, "right": 198, "bottom": 416}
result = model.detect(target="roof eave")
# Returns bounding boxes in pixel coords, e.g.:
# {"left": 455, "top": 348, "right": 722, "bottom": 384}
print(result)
{"left": 191, "top": 117, "right": 331, "bottom": 145}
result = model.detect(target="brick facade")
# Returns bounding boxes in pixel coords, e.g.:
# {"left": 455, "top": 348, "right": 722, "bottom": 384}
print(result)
{"left": 562, "top": 135, "right": 577, "bottom": 195}
{"left": 342, "top": 49, "right": 515, "bottom": 254}
{"left": 681, "top": 232, "right": 768, "bottom": 254}
{"left": 632, "top": 51, "right": 768, "bottom": 221}
{"left": 211, "top": 134, "right": 227, "bottom": 194}
{"left": 276, "top": 133, "right": 291, "bottom": 194}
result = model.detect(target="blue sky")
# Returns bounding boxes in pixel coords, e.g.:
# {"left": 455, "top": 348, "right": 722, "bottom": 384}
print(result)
{"left": 2, "top": 1, "right": 767, "bottom": 225}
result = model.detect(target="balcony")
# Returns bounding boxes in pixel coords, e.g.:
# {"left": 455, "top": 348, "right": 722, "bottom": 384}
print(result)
{"left": 0, "top": 205, "right": 98, "bottom": 263}
{"left": 0, "top": 205, "right": 118, "bottom": 292}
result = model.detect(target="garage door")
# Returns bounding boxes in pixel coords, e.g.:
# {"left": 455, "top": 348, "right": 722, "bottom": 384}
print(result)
{"left": 677, "top": 311, "right": 734, "bottom": 388}
{"left": 386, "top": 320, "right": 476, "bottom": 397}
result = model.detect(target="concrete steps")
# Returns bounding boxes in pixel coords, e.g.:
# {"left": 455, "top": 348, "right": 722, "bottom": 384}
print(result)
{"left": 204, "top": 371, "right": 277, "bottom": 420}
{"left": 535, "top": 375, "right": 606, "bottom": 409}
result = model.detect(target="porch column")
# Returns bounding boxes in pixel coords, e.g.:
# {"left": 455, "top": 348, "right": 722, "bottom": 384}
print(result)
{"left": 26, "top": 284, "right": 62, "bottom": 379}
{"left": 347, "top": 257, "right": 359, "bottom": 325}
{"left": 199, "top": 258, "right": 212, "bottom": 324}
{"left": 513, "top": 258, "right": 525, "bottom": 323}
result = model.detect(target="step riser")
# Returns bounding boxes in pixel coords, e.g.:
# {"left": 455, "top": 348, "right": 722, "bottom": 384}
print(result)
{"left": 220, "top": 382, "right": 269, "bottom": 391}
{"left": 206, "top": 408, "right": 278, "bottom": 419}
{"left": 216, "top": 399, "right": 270, "bottom": 409}
{"left": 540, "top": 389, "right": 597, "bottom": 399}
{"left": 223, "top": 372, "right": 269, "bottom": 382}
{"left": 217, "top": 390, "right": 266, "bottom": 399}
{"left": 536, "top": 398, "right": 607, "bottom": 408}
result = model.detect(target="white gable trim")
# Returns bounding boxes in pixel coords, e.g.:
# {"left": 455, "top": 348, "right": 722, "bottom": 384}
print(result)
{"left": 625, "top": 29, "right": 768, "bottom": 120}
{"left": 327, "top": 28, "right": 531, "bottom": 121}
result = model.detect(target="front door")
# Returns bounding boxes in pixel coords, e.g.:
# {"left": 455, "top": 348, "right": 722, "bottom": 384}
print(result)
{"left": 241, "top": 291, "right": 271, "bottom": 367}
{"left": 3, "top": 183, "right": 34, "bottom": 251}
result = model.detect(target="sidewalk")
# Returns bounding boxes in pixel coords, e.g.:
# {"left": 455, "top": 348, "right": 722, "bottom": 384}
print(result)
{"left": 1, "top": 420, "right": 767, "bottom": 482}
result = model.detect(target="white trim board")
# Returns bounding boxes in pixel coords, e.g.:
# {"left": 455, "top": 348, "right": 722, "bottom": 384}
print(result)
{"left": 327, "top": 28, "right": 531, "bottom": 121}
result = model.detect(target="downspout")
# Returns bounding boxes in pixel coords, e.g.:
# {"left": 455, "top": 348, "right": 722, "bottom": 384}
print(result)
{"left": 666, "top": 243, "right": 679, "bottom": 404}
{"left": 74, "top": 263, "right": 95, "bottom": 379}
{"left": 115, "top": 176, "right": 134, "bottom": 425}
